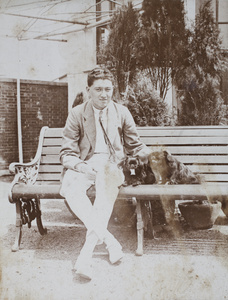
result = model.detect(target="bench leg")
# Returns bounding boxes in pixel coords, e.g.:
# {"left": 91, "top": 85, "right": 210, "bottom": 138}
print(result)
{"left": 142, "top": 200, "right": 155, "bottom": 239}
{"left": 135, "top": 200, "right": 144, "bottom": 256}
{"left": 12, "top": 201, "right": 22, "bottom": 252}
{"left": 36, "top": 198, "right": 47, "bottom": 235}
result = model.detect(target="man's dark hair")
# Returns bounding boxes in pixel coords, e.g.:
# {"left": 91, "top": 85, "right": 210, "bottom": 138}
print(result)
{"left": 87, "top": 67, "right": 114, "bottom": 87}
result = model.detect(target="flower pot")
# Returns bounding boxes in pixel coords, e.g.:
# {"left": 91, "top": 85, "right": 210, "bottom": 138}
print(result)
{"left": 178, "top": 200, "right": 221, "bottom": 230}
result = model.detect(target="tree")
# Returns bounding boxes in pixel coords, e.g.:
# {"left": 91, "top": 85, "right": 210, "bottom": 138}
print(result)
{"left": 136, "top": 0, "right": 189, "bottom": 100}
{"left": 176, "top": 0, "right": 228, "bottom": 125}
{"left": 98, "top": 3, "right": 139, "bottom": 95}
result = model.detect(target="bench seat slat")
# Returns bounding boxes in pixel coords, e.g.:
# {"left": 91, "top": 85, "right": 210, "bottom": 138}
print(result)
{"left": 11, "top": 183, "right": 228, "bottom": 202}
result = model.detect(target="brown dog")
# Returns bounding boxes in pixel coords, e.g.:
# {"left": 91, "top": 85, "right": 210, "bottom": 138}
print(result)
{"left": 149, "top": 149, "right": 201, "bottom": 184}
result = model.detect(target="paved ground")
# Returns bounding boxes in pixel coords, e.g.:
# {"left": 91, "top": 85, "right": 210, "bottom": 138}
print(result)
{"left": 1, "top": 174, "right": 228, "bottom": 300}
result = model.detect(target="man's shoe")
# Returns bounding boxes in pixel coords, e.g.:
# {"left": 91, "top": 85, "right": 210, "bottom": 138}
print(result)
{"left": 75, "top": 264, "right": 93, "bottom": 280}
{"left": 74, "top": 255, "right": 93, "bottom": 280}
{"left": 108, "top": 245, "right": 124, "bottom": 264}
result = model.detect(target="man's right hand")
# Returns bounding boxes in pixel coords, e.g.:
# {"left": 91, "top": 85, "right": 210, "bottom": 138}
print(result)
{"left": 75, "top": 162, "right": 97, "bottom": 181}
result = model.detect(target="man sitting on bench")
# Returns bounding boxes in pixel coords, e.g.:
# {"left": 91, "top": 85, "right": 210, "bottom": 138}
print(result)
{"left": 60, "top": 67, "right": 150, "bottom": 280}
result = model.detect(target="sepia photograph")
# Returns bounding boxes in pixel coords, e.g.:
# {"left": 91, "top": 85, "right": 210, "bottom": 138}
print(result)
{"left": 0, "top": 0, "right": 228, "bottom": 299}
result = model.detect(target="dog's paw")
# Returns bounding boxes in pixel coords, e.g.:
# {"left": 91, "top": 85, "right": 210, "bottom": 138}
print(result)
{"left": 132, "top": 181, "right": 142, "bottom": 186}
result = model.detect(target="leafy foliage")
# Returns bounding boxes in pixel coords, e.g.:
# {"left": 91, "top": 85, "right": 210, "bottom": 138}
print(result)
{"left": 123, "top": 72, "right": 176, "bottom": 126}
{"left": 98, "top": 3, "right": 139, "bottom": 94}
{"left": 176, "top": 0, "right": 228, "bottom": 125}
{"left": 136, "top": 0, "right": 189, "bottom": 100}
{"left": 99, "top": 0, "right": 227, "bottom": 126}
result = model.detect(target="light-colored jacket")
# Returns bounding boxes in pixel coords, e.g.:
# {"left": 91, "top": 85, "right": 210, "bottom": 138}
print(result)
{"left": 60, "top": 100, "right": 149, "bottom": 171}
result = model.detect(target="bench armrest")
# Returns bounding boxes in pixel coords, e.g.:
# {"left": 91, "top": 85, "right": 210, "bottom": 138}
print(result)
{"left": 8, "top": 127, "right": 49, "bottom": 202}
{"left": 9, "top": 126, "right": 49, "bottom": 180}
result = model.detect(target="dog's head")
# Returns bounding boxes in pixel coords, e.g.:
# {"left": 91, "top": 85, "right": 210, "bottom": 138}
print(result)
{"left": 149, "top": 150, "right": 169, "bottom": 167}
{"left": 118, "top": 156, "right": 142, "bottom": 171}
{"left": 126, "top": 157, "right": 140, "bottom": 170}
{"left": 119, "top": 156, "right": 140, "bottom": 168}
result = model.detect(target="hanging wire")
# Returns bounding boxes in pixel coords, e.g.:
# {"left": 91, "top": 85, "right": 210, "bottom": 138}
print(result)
{"left": 16, "top": 1, "right": 60, "bottom": 39}
{"left": 5, "top": 0, "right": 70, "bottom": 9}
{"left": 1, "top": 0, "right": 119, "bottom": 41}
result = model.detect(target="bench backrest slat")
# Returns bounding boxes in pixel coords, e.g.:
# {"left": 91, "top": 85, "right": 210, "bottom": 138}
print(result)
{"left": 37, "top": 173, "right": 61, "bottom": 181}
{"left": 139, "top": 128, "right": 228, "bottom": 137}
{"left": 42, "top": 136, "right": 228, "bottom": 146}
{"left": 141, "top": 137, "right": 228, "bottom": 145}
{"left": 40, "top": 155, "right": 228, "bottom": 166}
{"left": 36, "top": 126, "right": 228, "bottom": 185}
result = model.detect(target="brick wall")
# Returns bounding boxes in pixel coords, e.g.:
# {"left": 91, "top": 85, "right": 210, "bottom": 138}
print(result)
{"left": 0, "top": 80, "right": 18, "bottom": 168}
{"left": 0, "top": 79, "right": 68, "bottom": 168}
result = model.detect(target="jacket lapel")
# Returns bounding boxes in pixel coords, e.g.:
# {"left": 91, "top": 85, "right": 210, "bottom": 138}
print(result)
{"left": 83, "top": 101, "right": 96, "bottom": 151}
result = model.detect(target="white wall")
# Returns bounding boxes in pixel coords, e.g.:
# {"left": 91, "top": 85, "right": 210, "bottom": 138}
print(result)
{"left": 65, "top": 28, "right": 97, "bottom": 109}
{"left": 185, "top": 0, "right": 196, "bottom": 25}
{"left": 0, "top": 0, "right": 97, "bottom": 111}
{"left": 0, "top": 37, "right": 67, "bottom": 81}
{"left": 218, "top": 0, "right": 228, "bottom": 49}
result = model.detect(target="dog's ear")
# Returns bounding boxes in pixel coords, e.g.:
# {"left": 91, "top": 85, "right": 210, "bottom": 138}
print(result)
{"left": 163, "top": 150, "right": 170, "bottom": 156}
{"left": 136, "top": 156, "right": 144, "bottom": 167}
{"left": 164, "top": 150, "right": 173, "bottom": 161}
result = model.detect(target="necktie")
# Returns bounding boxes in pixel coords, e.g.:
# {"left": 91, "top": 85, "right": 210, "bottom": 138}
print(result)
{"left": 99, "top": 110, "right": 117, "bottom": 162}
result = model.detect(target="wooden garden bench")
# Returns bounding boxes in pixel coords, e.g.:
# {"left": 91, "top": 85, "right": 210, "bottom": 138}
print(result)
{"left": 8, "top": 126, "right": 228, "bottom": 255}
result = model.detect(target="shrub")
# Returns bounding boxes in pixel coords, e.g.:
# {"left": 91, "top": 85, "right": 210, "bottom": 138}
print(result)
{"left": 123, "top": 72, "right": 176, "bottom": 126}
{"left": 177, "top": 71, "right": 228, "bottom": 125}
{"left": 176, "top": 0, "right": 228, "bottom": 125}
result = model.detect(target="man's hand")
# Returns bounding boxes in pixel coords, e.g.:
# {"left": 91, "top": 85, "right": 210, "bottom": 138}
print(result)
{"left": 137, "top": 153, "right": 149, "bottom": 164}
{"left": 75, "top": 162, "right": 97, "bottom": 181}
{"left": 137, "top": 148, "right": 151, "bottom": 164}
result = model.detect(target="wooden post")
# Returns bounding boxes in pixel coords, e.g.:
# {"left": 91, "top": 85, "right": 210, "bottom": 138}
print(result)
{"left": 17, "top": 78, "right": 23, "bottom": 163}
{"left": 216, "top": 0, "right": 219, "bottom": 28}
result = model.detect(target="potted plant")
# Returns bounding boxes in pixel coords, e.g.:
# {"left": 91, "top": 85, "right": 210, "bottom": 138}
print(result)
{"left": 178, "top": 200, "right": 221, "bottom": 230}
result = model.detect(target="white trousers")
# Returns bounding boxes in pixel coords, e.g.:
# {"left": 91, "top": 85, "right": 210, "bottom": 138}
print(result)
{"left": 60, "top": 154, "right": 125, "bottom": 246}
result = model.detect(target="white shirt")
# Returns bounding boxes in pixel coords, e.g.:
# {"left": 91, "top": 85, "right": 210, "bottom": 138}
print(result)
{"left": 93, "top": 106, "right": 109, "bottom": 154}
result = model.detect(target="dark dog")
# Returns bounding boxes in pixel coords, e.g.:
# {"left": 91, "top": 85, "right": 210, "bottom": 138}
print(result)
{"left": 119, "top": 156, "right": 156, "bottom": 186}
{"left": 149, "top": 149, "right": 202, "bottom": 184}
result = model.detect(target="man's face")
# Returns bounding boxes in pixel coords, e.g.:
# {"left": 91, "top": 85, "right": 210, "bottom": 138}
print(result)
{"left": 87, "top": 79, "right": 113, "bottom": 110}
